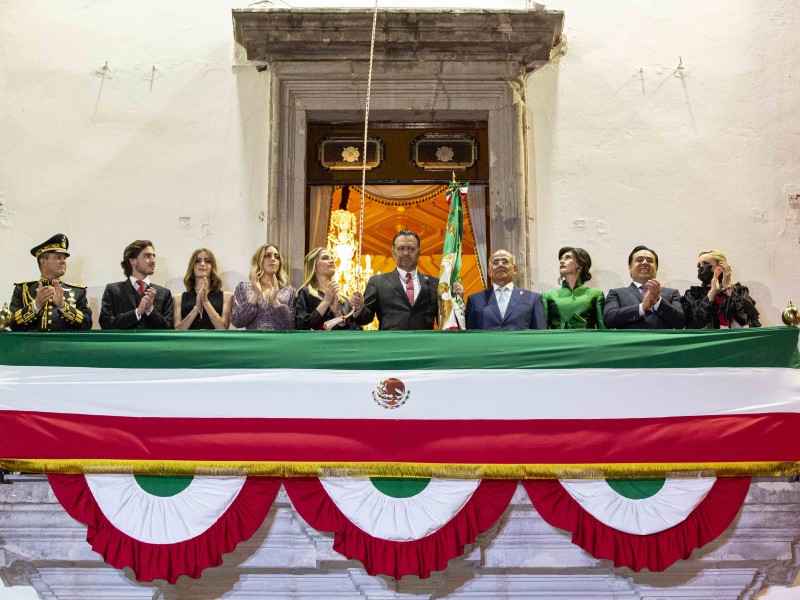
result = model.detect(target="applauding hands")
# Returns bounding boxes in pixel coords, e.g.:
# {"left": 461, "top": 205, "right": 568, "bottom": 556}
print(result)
{"left": 249, "top": 272, "right": 281, "bottom": 308}
{"left": 136, "top": 286, "right": 157, "bottom": 317}
{"left": 641, "top": 279, "right": 661, "bottom": 310}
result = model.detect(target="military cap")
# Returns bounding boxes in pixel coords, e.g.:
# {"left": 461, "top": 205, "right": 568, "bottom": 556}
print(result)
{"left": 31, "top": 234, "right": 70, "bottom": 258}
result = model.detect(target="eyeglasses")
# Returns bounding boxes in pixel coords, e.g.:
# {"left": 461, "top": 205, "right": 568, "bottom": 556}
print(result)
{"left": 491, "top": 258, "right": 511, "bottom": 266}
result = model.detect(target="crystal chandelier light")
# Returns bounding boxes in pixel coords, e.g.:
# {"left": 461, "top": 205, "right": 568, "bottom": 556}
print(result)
{"left": 326, "top": 208, "right": 373, "bottom": 300}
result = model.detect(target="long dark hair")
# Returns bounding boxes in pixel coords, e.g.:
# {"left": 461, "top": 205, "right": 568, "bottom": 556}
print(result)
{"left": 558, "top": 246, "right": 593, "bottom": 283}
{"left": 183, "top": 248, "right": 223, "bottom": 292}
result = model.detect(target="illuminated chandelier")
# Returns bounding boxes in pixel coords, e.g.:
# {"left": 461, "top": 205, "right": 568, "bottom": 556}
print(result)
{"left": 326, "top": 206, "right": 373, "bottom": 301}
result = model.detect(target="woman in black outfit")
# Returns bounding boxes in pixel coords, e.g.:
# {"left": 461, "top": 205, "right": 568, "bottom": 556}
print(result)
{"left": 295, "top": 247, "right": 360, "bottom": 330}
{"left": 682, "top": 249, "right": 760, "bottom": 329}
{"left": 174, "top": 248, "right": 232, "bottom": 330}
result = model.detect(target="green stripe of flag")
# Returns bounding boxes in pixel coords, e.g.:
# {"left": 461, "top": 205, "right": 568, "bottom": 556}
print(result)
{"left": 1, "top": 328, "right": 797, "bottom": 370}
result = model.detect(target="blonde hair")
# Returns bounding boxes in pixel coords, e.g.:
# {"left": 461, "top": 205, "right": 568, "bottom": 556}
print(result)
{"left": 301, "top": 247, "right": 345, "bottom": 303}
{"left": 250, "top": 244, "right": 289, "bottom": 289}
{"left": 698, "top": 249, "right": 736, "bottom": 284}
{"left": 301, "top": 247, "right": 324, "bottom": 293}
{"left": 698, "top": 249, "right": 727, "bottom": 262}
{"left": 183, "top": 248, "right": 223, "bottom": 293}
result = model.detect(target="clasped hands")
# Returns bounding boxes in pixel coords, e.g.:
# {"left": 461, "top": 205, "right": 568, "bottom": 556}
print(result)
{"left": 641, "top": 279, "right": 661, "bottom": 310}
{"left": 321, "top": 282, "right": 364, "bottom": 323}
{"left": 707, "top": 262, "right": 733, "bottom": 301}
{"left": 34, "top": 280, "right": 65, "bottom": 311}
{"left": 136, "top": 287, "right": 157, "bottom": 317}
{"left": 194, "top": 277, "right": 212, "bottom": 316}
{"left": 249, "top": 273, "right": 281, "bottom": 308}
{"left": 320, "top": 281, "right": 343, "bottom": 317}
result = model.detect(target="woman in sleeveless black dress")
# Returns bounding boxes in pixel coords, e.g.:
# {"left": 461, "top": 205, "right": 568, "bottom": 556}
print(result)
{"left": 173, "top": 248, "right": 232, "bottom": 330}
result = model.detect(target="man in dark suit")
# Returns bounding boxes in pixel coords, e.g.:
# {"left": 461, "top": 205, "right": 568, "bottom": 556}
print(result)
{"left": 603, "top": 245, "right": 684, "bottom": 329}
{"left": 352, "top": 230, "right": 438, "bottom": 330}
{"left": 10, "top": 233, "right": 92, "bottom": 332}
{"left": 464, "top": 249, "right": 546, "bottom": 330}
{"left": 99, "top": 239, "right": 173, "bottom": 330}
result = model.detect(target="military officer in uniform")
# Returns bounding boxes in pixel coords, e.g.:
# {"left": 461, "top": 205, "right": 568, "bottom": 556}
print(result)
{"left": 10, "top": 234, "right": 92, "bottom": 331}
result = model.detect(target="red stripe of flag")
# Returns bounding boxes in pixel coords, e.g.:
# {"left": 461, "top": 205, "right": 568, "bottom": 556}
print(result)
{"left": 2, "top": 411, "right": 799, "bottom": 465}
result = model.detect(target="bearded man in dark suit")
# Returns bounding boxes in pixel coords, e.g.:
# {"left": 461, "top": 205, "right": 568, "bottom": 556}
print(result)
{"left": 99, "top": 239, "right": 173, "bottom": 330}
{"left": 603, "top": 245, "right": 684, "bottom": 329}
{"left": 352, "top": 230, "right": 438, "bottom": 330}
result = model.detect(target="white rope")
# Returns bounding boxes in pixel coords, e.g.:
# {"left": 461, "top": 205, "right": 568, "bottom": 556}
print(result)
{"left": 357, "top": 0, "right": 379, "bottom": 286}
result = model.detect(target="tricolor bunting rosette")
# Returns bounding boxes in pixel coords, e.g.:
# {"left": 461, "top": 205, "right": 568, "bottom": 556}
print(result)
{"left": 284, "top": 476, "right": 517, "bottom": 578}
{"left": 524, "top": 476, "right": 751, "bottom": 571}
{"left": 437, "top": 178, "right": 468, "bottom": 330}
{"left": 47, "top": 473, "right": 280, "bottom": 583}
{"left": 1, "top": 328, "right": 799, "bottom": 580}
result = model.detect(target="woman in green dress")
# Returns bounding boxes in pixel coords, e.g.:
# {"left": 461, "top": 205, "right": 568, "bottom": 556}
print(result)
{"left": 541, "top": 247, "right": 606, "bottom": 329}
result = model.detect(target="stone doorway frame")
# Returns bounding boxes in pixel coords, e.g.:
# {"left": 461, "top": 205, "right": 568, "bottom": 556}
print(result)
{"left": 233, "top": 9, "right": 565, "bottom": 286}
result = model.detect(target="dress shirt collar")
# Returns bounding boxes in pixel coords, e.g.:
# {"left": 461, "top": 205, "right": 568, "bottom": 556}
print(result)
{"left": 397, "top": 268, "right": 418, "bottom": 280}
{"left": 130, "top": 275, "right": 151, "bottom": 288}
{"left": 492, "top": 282, "right": 514, "bottom": 293}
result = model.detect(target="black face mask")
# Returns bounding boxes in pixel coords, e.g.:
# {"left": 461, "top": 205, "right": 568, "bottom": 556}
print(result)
{"left": 697, "top": 265, "right": 714, "bottom": 286}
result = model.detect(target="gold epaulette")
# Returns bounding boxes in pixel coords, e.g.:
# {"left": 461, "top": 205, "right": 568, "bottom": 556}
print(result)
{"left": 61, "top": 281, "right": 87, "bottom": 289}
{"left": 14, "top": 280, "right": 37, "bottom": 286}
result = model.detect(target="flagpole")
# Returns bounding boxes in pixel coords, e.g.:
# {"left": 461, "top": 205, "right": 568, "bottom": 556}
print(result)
{"left": 438, "top": 175, "right": 467, "bottom": 330}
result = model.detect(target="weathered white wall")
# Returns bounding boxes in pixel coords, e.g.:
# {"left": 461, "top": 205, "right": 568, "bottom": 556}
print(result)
{"left": 528, "top": 1, "right": 800, "bottom": 324}
{"left": 0, "top": 1, "right": 271, "bottom": 321}
{"left": 2, "top": 1, "right": 798, "bottom": 326}
{"left": 1, "top": 3, "right": 800, "bottom": 599}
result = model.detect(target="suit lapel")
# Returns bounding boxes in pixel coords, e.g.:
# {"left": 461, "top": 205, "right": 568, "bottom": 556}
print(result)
{"left": 414, "top": 274, "right": 431, "bottom": 311}
{"left": 485, "top": 288, "right": 503, "bottom": 323}
{"left": 125, "top": 280, "right": 140, "bottom": 311}
{"left": 502, "top": 288, "right": 523, "bottom": 323}
{"left": 628, "top": 282, "right": 644, "bottom": 302}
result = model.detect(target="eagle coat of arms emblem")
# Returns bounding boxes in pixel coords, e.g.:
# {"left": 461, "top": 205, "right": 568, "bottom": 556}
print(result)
{"left": 372, "top": 378, "right": 410, "bottom": 410}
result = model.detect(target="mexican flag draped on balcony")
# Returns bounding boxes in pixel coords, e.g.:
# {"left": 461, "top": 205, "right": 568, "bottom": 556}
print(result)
{"left": 2, "top": 328, "right": 799, "bottom": 478}
{"left": 1, "top": 328, "right": 799, "bottom": 580}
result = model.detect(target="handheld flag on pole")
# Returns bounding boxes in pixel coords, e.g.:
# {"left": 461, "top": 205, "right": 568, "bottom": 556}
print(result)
{"left": 438, "top": 175, "right": 468, "bottom": 330}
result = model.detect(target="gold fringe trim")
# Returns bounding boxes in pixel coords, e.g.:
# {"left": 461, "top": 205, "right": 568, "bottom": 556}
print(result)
{"left": 2, "top": 459, "right": 799, "bottom": 479}
{"left": 333, "top": 184, "right": 449, "bottom": 207}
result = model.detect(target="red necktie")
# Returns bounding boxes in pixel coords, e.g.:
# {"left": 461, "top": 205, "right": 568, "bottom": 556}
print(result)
{"left": 136, "top": 280, "right": 146, "bottom": 295}
{"left": 405, "top": 272, "right": 415, "bottom": 307}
